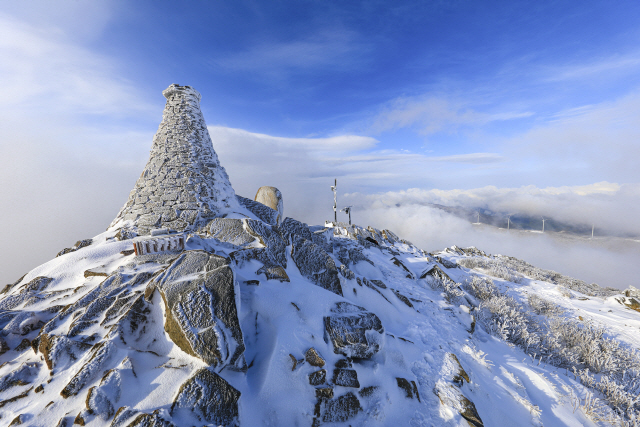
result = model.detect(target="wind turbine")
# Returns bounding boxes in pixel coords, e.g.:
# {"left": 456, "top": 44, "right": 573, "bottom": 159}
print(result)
{"left": 591, "top": 224, "right": 595, "bottom": 239}
{"left": 541, "top": 217, "right": 547, "bottom": 233}
{"left": 341, "top": 206, "right": 352, "bottom": 225}
{"left": 474, "top": 211, "right": 480, "bottom": 224}
{"left": 506, "top": 214, "right": 513, "bottom": 230}
{"left": 330, "top": 179, "right": 337, "bottom": 223}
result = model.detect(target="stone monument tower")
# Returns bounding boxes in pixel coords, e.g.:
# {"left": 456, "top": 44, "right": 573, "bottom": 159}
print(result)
{"left": 109, "top": 84, "right": 241, "bottom": 235}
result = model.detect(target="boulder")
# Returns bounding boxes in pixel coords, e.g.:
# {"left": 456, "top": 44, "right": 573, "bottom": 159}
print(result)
{"left": 396, "top": 377, "right": 420, "bottom": 401}
{"left": 171, "top": 368, "right": 240, "bottom": 426}
{"left": 434, "top": 383, "right": 483, "bottom": 427}
{"left": 291, "top": 235, "right": 342, "bottom": 296}
{"left": 206, "top": 218, "right": 260, "bottom": 247}
{"left": 0, "top": 362, "right": 39, "bottom": 392}
{"left": 237, "top": 195, "right": 279, "bottom": 226}
{"left": 419, "top": 265, "right": 453, "bottom": 283}
{"left": 279, "top": 217, "right": 313, "bottom": 243}
{"left": 153, "top": 251, "right": 246, "bottom": 370}
{"left": 38, "top": 334, "right": 92, "bottom": 371}
{"left": 305, "top": 347, "right": 326, "bottom": 367}
{"left": 333, "top": 368, "right": 360, "bottom": 388}
{"left": 86, "top": 369, "right": 121, "bottom": 420}
{"left": 57, "top": 239, "right": 93, "bottom": 257}
{"left": 324, "top": 302, "right": 384, "bottom": 358}
{"left": 61, "top": 341, "right": 116, "bottom": 398}
{"left": 322, "top": 392, "right": 362, "bottom": 423}
{"left": 309, "top": 369, "right": 327, "bottom": 386}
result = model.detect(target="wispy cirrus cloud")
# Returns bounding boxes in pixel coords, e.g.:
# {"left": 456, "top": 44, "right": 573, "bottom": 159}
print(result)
{"left": 368, "top": 95, "right": 533, "bottom": 135}
{"left": 542, "top": 52, "right": 640, "bottom": 83}
{"left": 213, "top": 29, "right": 370, "bottom": 76}
{"left": 0, "top": 13, "right": 153, "bottom": 118}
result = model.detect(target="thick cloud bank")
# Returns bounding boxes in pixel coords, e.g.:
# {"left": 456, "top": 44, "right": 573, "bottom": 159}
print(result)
{"left": 345, "top": 183, "right": 640, "bottom": 237}
{"left": 340, "top": 200, "right": 640, "bottom": 291}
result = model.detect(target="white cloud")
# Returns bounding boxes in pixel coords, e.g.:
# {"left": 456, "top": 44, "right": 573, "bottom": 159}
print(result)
{"left": 0, "top": 11, "right": 155, "bottom": 286}
{"left": 0, "top": 13, "right": 154, "bottom": 118}
{"left": 349, "top": 202, "right": 640, "bottom": 290}
{"left": 343, "top": 182, "right": 640, "bottom": 237}
{"left": 210, "top": 126, "right": 378, "bottom": 152}
{"left": 213, "top": 29, "right": 370, "bottom": 76}
{"left": 368, "top": 95, "right": 533, "bottom": 135}
{"left": 543, "top": 53, "right": 640, "bottom": 82}
{"left": 502, "top": 89, "right": 640, "bottom": 184}
{"left": 211, "top": 126, "right": 507, "bottom": 219}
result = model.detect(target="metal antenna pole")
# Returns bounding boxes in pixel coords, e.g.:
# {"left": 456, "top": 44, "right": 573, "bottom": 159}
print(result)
{"left": 341, "top": 206, "right": 352, "bottom": 225}
{"left": 330, "top": 179, "right": 337, "bottom": 223}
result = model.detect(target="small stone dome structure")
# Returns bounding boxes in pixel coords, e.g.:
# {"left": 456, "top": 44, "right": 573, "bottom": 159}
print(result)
{"left": 255, "top": 186, "right": 283, "bottom": 224}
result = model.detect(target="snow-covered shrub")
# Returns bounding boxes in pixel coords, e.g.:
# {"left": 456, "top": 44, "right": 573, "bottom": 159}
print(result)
{"left": 556, "top": 286, "right": 573, "bottom": 299}
{"left": 425, "top": 271, "right": 465, "bottom": 304}
{"left": 489, "top": 255, "right": 618, "bottom": 297}
{"left": 463, "top": 274, "right": 640, "bottom": 421}
{"left": 527, "top": 294, "right": 564, "bottom": 316}
{"left": 457, "top": 257, "right": 522, "bottom": 283}
{"left": 463, "top": 276, "right": 539, "bottom": 351}
{"left": 462, "top": 275, "right": 499, "bottom": 301}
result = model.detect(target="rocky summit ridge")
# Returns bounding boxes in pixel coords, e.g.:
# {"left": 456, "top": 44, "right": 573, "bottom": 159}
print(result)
{"left": 1, "top": 85, "right": 639, "bottom": 427}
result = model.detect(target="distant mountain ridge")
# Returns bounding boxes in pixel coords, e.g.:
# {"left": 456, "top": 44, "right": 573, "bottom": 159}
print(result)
{"left": 426, "top": 202, "right": 640, "bottom": 238}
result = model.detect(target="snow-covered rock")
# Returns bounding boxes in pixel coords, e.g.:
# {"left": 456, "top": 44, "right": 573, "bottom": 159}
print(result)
{"left": 151, "top": 250, "right": 246, "bottom": 370}
{"left": 324, "top": 302, "right": 384, "bottom": 358}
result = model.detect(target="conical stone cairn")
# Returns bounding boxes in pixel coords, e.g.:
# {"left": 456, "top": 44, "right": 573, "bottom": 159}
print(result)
{"left": 109, "top": 84, "right": 241, "bottom": 235}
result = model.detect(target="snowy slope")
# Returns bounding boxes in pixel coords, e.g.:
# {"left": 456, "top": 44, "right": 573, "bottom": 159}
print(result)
{"left": 1, "top": 222, "right": 638, "bottom": 426}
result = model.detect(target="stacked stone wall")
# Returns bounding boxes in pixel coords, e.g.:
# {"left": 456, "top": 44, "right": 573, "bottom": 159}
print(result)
{"left": 110, "top": 84, "right": 240, "bottom": 235}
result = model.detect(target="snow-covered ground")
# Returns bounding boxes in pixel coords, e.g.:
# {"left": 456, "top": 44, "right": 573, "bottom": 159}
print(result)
{"left": 1, "top": 220, "right": 638, "bottom": 426}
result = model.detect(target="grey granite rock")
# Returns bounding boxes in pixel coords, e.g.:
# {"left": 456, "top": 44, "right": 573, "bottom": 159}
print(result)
{"left": 333, "top": 368, "right": 360, "bottom": 388}
{"left": 322, "top": 392, "right": 362, "bottom": 423}
{"left": 309, "top": 369, "right": 327, "bottom": 386}
{"left": 171, "top": 368, "right": 240, "bottom": 426}
{"left": 153, "top": 251, "right": 245, "bottom": 370}
{"left": 324, "top": 302, "right": 384, "bottom": 358}
{"left": 279, "top": 217, "right": 313, "bottom": 243}
{"left": 291, "top": 235, "right": 342, "bottom": 296}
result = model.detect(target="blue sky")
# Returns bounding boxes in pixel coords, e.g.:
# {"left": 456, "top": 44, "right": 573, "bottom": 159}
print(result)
{"left": 1, "top": 1, "right": 640, "bottom": 286}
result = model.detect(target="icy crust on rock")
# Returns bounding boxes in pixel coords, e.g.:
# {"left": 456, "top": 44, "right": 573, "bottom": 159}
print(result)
{"left": 151, "top": 250, "right": 246, "bottom": 370}
{"left": 109, "top": 84, "right": 241, "bottom": 235}
{"left": 237, "top": 195, "right": 279, "bottom": 227}
{"left": 170, "top": 368, "right": 240, "bottom": 425}
{"left": 324, "top": 302, "right": 384, "bottom": 358}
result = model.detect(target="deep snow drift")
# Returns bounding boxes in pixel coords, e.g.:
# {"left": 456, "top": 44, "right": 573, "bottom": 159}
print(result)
{"left": 0, "top": 85, "right": 638, "bottom": 427}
